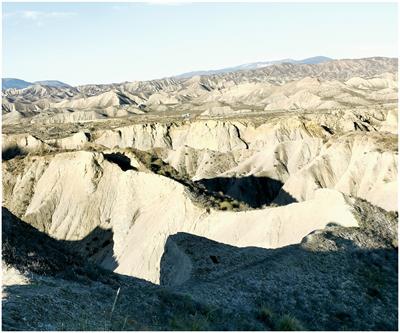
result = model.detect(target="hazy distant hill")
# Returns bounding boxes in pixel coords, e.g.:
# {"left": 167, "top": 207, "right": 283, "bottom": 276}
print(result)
{"left": 2, "top": 78, "right": 71, "bottom": 90}
{"left": 2, "top": 57, "right": 332, "bottom": 89}
{"left": 176, "top": 56, "right": 333, "bottom": 78}
{"left": 2, "top": 78, "right": 32, "bottom": 90}
{"left": 33, "top": 80, "right": 72, "bottom": 88}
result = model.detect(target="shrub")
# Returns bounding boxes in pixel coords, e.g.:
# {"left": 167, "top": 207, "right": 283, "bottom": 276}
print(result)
{"left": 231, "top": 200, "right": 240, "bottom": 209}
{"left": 219, "top": 201, "right": 233, "bottom": 211}
{"left": 257, "top": 307, "right": 274, "bottom": 326}
{"left": 151, "top": 158, "right": 164, "bottom": 167}
{"left": 276, "top": 314, "right": 303, "bottom": 331}
{"left": 170, "top": 312, "right": 209, "bottom": 331}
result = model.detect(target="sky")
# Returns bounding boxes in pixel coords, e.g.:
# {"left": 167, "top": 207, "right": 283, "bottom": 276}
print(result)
{"left": 2, "top": 2, "right": 398, "bottom": 85}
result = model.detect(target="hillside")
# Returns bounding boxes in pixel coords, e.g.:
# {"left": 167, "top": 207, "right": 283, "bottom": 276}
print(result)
{"left": 2, "top": 56, "right": 398, "bottom": 331}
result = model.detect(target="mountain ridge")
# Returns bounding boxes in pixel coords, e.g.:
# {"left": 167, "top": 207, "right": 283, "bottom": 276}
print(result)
{"left": 175, "top": 56, "right": 333, "bottom": 78}
{"left": 2, "top": 78, "right": 71, "bottom": 90}
{"left": 4, "top": 56, "right": 397, "bottom": 90}
{"left": 1, "top": 56, "right": 333, "bottom": 89}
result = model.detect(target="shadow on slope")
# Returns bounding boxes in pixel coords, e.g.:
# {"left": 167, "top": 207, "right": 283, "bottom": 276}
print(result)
{"left": 160, "top": 230, "right": 398, "bottom": 331}
{"left": 2, "top": 207, "right": 165, "bottom": 331}
{"left": 2, "top": 146, "right": 25, "bottom": 161}
{"left": 104, "top": 152, "right": 137, "bottom": 172}
{"left": 1, "top": 208, "right": 267, "bottom": 331}
{"left": 2, "top": 198, "right": 398, "bottom": 331}
{"left": 196, "top": 176, "right": 297, "bottom": 208}
{"left": 2, "top": 207, "right": 118, "bottom": 280}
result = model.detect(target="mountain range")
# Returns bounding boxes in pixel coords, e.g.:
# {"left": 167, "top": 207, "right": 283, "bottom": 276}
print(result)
{"left": 175, "top": 56, "right": 333, "bottom": 78}
{"left": 2, "top": 56, "right": 332, "bottom": 90}
{"left": 2, "top": 78, "right": 71, "bottom": 90}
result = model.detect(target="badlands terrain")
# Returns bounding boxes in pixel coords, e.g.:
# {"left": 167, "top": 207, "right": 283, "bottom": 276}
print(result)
{"left": 2, "top": 57, "right": 398, "bottom": 330}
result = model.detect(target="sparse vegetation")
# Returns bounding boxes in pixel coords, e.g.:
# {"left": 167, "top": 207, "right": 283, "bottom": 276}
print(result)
{"left": 374, "top": 133, "right": 398, "bottom": 153}
{"left": 256, "top": 306, "right": 303, "bottom": 331}
{"left": 124, "top": 148, "right": 253, "bottom": 212}
{"left": 275, "top": 314, "right": 304, "bottom": 331}
{"left": 219, "top": 201, "right": 233, "bottom": 211}
{"left": 257, "top": 306, "right": 274, "bottom": 326}
{"left": 169, "top": 312, "right": 209, "bottom": 331}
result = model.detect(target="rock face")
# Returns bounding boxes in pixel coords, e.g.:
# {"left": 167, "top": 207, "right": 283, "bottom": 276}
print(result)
{"left": 3, "top": 150, "right": 359, "bottom": 283}
{"left": 2, "top": 57, "right": 398, "bottom": 330}
{"left": 4, "top": 108, "right": 397, "bottom": 210}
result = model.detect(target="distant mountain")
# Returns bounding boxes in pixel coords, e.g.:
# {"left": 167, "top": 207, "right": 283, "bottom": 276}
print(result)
{"left": 2, "top": 78, "right": 71, "bottom": 90}
{"left": 33, "top": 80, "right": 72, "bottom": 88}
{"left": 3, "top": 57, "right": 396, "bottom": 116}
{"left": 296, "top": 56, "right": 332, "bottom": 65}
{"left": 2, "top": 78, "right": 32, "bottom": 90}
{"left": 176, "top": 56, "right": 333, "bottom": 78}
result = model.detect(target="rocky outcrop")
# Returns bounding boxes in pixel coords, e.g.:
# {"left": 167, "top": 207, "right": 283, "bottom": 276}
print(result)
{"left": 275, "top": 132, "right": 398, "bottom": 211}
{"left": 3, "top": 150, "right": 360, "bottom": 283}
{"left": 2, "top": 104, "right": 397, "bottom": 212}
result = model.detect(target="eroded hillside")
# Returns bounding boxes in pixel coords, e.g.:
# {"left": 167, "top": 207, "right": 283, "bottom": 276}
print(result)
{"left": 2, "top": 57, "right": 398, "bottom": 330}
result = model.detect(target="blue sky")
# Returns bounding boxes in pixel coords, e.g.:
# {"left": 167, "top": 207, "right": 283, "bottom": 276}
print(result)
{"left": 2, "top": 2, "right": 398, "bottom": 85}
